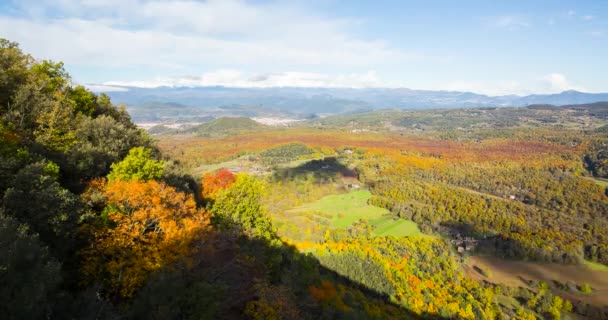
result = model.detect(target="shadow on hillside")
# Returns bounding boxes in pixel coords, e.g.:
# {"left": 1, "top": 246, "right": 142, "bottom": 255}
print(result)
{"left": 129, "top": 231, "right": 450, "bottom": 320}
{"left": 272, "top": 157, "right": 358, "bottom": 183}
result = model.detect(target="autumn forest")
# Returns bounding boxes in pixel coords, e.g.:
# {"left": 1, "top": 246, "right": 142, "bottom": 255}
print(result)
{"left": 2, "top": 39, "right": 608, "bottom": 320}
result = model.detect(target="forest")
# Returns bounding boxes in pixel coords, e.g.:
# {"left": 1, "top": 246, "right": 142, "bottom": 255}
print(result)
{"left": 2, "top": 39, "right": 608, "bottom": 320}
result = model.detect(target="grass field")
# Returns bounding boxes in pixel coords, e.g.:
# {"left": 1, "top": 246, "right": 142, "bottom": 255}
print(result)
{"left": 369, "top": 215, "right": 422, "bottom": 237}
{"left": 284, "top": 190, "right": 422, "bottom": 238}
{"left": 289, "top": 190, "right": 388, "bottom": 228}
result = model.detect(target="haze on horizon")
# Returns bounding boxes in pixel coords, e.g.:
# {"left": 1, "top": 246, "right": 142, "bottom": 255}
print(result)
{"left": 1, "top": 0, "right": 606, "bottom": 96}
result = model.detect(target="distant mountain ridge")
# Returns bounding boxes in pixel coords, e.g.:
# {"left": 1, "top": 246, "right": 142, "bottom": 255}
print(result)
{"left": 96, "top": 86, "right": 608, "bottom": 121}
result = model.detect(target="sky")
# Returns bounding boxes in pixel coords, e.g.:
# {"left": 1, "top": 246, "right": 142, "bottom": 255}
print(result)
{"left": 0, "top": 0, "right": 607, "bottom": 95}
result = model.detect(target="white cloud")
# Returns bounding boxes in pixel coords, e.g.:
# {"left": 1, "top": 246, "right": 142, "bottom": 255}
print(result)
{"left": 437, "top": 73, "right": 587, "bottom": 96}
{"left": 91, "top": 70, "right": 593, "bottom": 96}
{"left": 543, "top": 73, "right": 569, "bottom": 91}
{"left": 103, "top": 70, "right": 387, "bottom": 88}
{"left": 0, "top": 0, "right": 417, "bottom": 72}
{"left": 84, "top": 84, "right": 130, "bottom": 92}
{"left": 540, "top": 73, "right": 586, "bottom": 93}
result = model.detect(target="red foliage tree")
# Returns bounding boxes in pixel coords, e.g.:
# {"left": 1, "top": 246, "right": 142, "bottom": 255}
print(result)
{"left": 201, "top": 168, "right": 236, "bottom": 199}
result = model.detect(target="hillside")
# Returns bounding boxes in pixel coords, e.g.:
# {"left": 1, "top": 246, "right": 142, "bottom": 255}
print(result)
{"left": 188, "top": 116, "right": 267, "bottom": 137}
{"left": 298, "top": 102, "right": 608, "bottom": 134}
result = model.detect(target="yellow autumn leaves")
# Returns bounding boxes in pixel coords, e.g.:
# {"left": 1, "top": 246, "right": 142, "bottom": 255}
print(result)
{"left": 81, "top": 179, "right": 209, "bottom": 298}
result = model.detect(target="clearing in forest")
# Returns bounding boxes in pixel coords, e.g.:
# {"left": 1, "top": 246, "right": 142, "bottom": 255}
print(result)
{"left": 369, "top": 215, "right": 423, "bottom": 237}
{"left": 288, "top": 190, "right": 387, "bottom": 228}
{"left": 286, "top": 190, "right": 422, "bottom": 237}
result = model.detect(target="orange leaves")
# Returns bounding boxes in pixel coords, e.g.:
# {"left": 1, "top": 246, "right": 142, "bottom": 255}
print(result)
{"left": 201, "top": 168, "right": 236, "bottom": 200}
{"left": 308, "top": 280, "right": 338, "bottom": 302}
{"left": 158, "top": 129, "right": 577, "bottom": 176}
{"left": 81, "top": 179, "right": 209, "bottom": 299}
{"left": 407, "top": 274, "right": 421, "bottom": 287}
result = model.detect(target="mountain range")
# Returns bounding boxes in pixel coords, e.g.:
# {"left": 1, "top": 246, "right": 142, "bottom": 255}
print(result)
{"left": 95, "top": 86, "right": 608, "bottom": 122}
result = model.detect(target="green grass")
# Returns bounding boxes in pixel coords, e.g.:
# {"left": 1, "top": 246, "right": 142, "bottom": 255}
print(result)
{"left": 369, "top": 215, "right": 394, "bottom": 227}
{"left": 371, "top": 217, "right": 422, "bottom": 237}
{"left": 290, "top": 190, "right": 388, "bottom": 228}
{"left": 286, "top": 190, "right": 423, "bottom": 237}
{"left": 584, "top": 260, "right": 608, "bottom": 272}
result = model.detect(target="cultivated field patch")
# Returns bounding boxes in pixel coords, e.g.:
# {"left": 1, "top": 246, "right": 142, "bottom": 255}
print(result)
{"left": 370, "top": 216, "right": 422, "bottom": 237}
{"left": 465, "top": 256, "right": 608, "bottom": 307}
{"left": 287, "top": 190, "right": 388, "bottom": 229}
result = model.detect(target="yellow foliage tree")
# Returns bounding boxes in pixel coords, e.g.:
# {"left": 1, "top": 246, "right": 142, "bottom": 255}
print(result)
{"left": 81, "top": 179, "right": 209, "bottom": 299}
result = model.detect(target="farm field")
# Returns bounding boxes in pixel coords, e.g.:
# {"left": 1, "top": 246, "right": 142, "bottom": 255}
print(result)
{"left": 287, "top": 190, "right": 388, "bottom": 229}
{"left": 276, "top": 190, "right": 423, "bottom": 239}
{"left": 369, "top": 215, "right": 423, "bottom": 237}
{"left": 465, "top": 256, "right": 608, "bottom": 307}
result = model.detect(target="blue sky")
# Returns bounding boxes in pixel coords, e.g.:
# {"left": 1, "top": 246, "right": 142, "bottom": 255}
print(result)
{"left": 0, "top": 0, "right": 606, "bottom": 95}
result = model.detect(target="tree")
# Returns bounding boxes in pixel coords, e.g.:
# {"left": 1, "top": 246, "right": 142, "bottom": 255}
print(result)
{"left": 68, "top": 85, "right": 97, "bottom": 116}
{"left": 30, "top": 60, "right": 70, "bottom": 93}
{"left": 210, "top": 174, "right": 274, "bottom": 240}
{"left": 107, "top": 147, "right": 164, "bottom": 182}
{"left": 0, "top": 213, "right": 61, "bottom": 320}
{"left": 33, "top": 90, "right": 78, "bottom": 152}
{"left": 0, "top": 123, "right": 29, "bottom": 193}
{"left": 2, "top": 161, "right": 83, "bottom": 256}
{"left": 93, "top": 93, "right": 135, "bottom": 128}
{"left": 0, "top": 39, "right": 32, "bottom": 112}
{"left": 68, "top": 115, "right": 149, "bottom": 179}
{"left": 81, "top": 180, "right": 209, "bottom": 299}
{"left": 580, "top": 283, "right": 592, "bottom": 294}
{"left": 201, "top": 168, "right": 236, "bottom": 200}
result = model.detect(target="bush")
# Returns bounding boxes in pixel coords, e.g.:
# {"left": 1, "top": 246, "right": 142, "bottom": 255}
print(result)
{"left": 579, "top": 283, "right": 592, "bottom": 294}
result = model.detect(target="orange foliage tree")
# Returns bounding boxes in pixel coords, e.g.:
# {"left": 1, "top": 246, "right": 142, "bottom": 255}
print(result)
{"left": 81, "top": 179, "right": 209, "bottom": 299}
{"left": 201, "top": 168, "right": 236, "bottom": 199}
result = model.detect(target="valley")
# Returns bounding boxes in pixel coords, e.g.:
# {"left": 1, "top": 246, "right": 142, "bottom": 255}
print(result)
{"left": 149, "top": 103, "right": 608, "bottom": 319}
